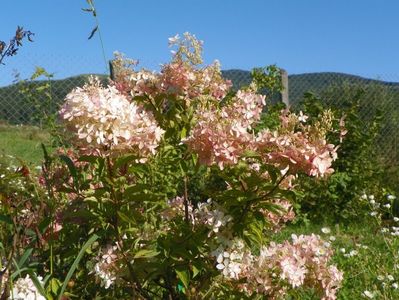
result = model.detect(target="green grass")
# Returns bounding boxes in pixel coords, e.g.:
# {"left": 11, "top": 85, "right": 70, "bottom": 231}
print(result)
{"left": 0, "top": 124, "right": 51, "bottom": 165}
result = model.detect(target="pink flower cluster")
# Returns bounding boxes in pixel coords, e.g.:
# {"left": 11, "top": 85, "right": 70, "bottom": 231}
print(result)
{"left": 215, "top": 234, "right": 343, "bottom": 299}
{"left": 186, "top": 101, "right": 338, "bottom": 177}
{"left": 255, "top": 129, "right": 337, "bottom": 177}
{"left": 125, "top": 60, "right": 231, "bottom": 104}
{"left": 110, "top": 34, "right": 232, "bottom": 107}
{"left": 109, "top": 35, "right": 338, "bottom": 176}
{"left": 245, "top": 234, "right": 342, "bottom": 299}
{"left": 59, "top": 77, "right": 164, "bottom": 157}
{"left": 184, "top": 90, "right": 266, "bottom": 170}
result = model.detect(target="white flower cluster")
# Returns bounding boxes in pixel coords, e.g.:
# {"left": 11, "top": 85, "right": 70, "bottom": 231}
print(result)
{"left": 321, "top": 227, "right": 331, "bottom": 234}
{"left": 362, "top": 194, "right": 381, "bottom": 217}
{"left": 0, "top": 261, "right": 7, "bottom": 295}
{"left": 339, "top": 241, "right": 369, "bottom": 259}
{"left": 343, "top": 249, "right": 358, "bottom": 258}
{"left": 195, "top": 200, "right": 233, "bottom": 234}
{"left": 377, "top": 274, "right": 398, "bottom": 290}
{"left": 390, "top": 226, "right": 399, "bottom": 237}
{"left": 380, "top": 220, "right": 399, "bottom": 237}
{"left": 362, "top": 290, "right": 375, "bottom": 298}
{"left": 59, "top": 77, "right": 164, "bottom": 156}
{"left": 93, "top": 244, "right": 118, "bottom": 289}
{"left": 211, "top": 239, "right": 252, "bottom": 280}
{"left": 161, "top": 198, "right": 233, "bottom": 234}
{"left": 10, "top": 275, "right": 45, "bottom": 300}
{"left": 363, "top": 192, "right": 399, "bottom": 236}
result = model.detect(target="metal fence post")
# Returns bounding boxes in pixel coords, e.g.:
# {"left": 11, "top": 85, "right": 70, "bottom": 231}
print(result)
{"left": 280, "top": 68, "right": 289, "bottom": 107}
{"left": 109, "top": 60, "right": 115, "bottom": 81}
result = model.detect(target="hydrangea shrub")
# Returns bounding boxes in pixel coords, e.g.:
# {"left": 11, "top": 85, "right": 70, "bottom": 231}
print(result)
{"left": 0, "top": 33, "right": 343, "bottom": 299}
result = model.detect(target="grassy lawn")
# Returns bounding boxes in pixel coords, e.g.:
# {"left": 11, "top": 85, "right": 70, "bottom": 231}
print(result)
{"left": 0, "top": 124, "right": 51, "bottom": 165}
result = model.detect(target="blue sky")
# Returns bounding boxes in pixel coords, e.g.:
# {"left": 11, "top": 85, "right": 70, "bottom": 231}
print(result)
{"left": 1, "top": 0, "right": 399, "bottom": 86}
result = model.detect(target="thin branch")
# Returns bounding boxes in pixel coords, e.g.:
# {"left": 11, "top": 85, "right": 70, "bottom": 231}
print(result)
{"left": 183, "top": 176, "right": 190, "bottom": 224}
{"left": 0, "top": 26, "right": 33, "bottom": 65}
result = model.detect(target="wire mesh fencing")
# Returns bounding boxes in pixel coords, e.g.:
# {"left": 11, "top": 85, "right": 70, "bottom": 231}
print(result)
{"left": 289, "top": 73, "right": 399, "bottom": 167}
{"left": 1, "top": 63, "right": 399, "bottom": 165}
{"left": 223, "top": 70, "right": 399, "bottom": 166}
{"left": 0, "top": 53, "right": 108, "bottom": 126}
{"left": 0, "top": 74, "right": 110, "bottom": 126}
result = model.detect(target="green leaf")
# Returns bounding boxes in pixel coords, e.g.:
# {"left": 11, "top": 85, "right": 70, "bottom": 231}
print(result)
{"left": 31, "top": 66, "right": 50, "bottom": 80}
{"left": 242, "top": 150, "right": 261, "bottom": 159}
{"left": 38, "top": 217, "right": 51, "bottom": 234}
{"left": 177, "top": 282, "right": 185, "bottom": 293}
{"left": 134, "top": 249, "right": 159, "bottom": 259}
{"left": 63, "top": 209, "right": 96, "bottom": 221}
{"left": 59, "top": 155, "right": 77, "bottom": 178}
{"left": 59, "top": 154, "right": 78, "bottom": 189}
{"left": 179, "top": 160, "right": 188, "bottom": 173}
{"left": 114, "top": 154, "right": 140, "bottom": 170}
{"left": 36, "top": 85, "right": 49, "bottom": 92}
{"left": 57, "top": 234, "right": 99, "bottom": 300}
{"left": 191, "top": 153, "right": 198, "bottom": 167}
{"left": 175, "top": 266, "right": 190, "bottom": 289}
{"left": 78, "top": 155, "right": 99, "bottom": 164}
{"left": 192, "top": 263, "right": 200, "bottom": 278}
{"left": 117, "top": 211, "right": 132, "bottom": 224}
{"left": 10, "top": 267, "right": 30, "bottom": 280}
{"left": 27, "top": 270, "right": 47, "bottom": 299}
{"left": 180, "top": 127, "right": 187, "bottom": 139}
{"left": 276, "top": 189, "right": 296, "bottom": 202}
{"left": 262, "top": 165, "right": 279, "bottom": 183}
{"left": 49, "top": 278, "right": 61, "bottom": 294}
{"left": 124, "top": 184, "right": 149, "bottom": 195}
{"left": 17, "top": 248, "right": 33, "bottom": 268}
{"left": 0, "top": 214, "right": 13, "bottom": 225}
{"left": 41, "top": 143, "right": 51, "bottom": 166}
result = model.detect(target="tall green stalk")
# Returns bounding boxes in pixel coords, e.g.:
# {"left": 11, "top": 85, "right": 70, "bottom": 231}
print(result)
{"left": 85, "top": 0, "right": 108, "bottom": 72}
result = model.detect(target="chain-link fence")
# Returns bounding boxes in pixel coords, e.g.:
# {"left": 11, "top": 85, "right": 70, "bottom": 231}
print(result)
{"left": 0, "top": 53, "right": 108, "bottom": 126}
{"left": 0, "top": 54, "right": 166, "bottom": 126}
{"left": 291, "top": 73, "right": 399, "bottom": 168}
{"left": 0, "top": 74, "right": 111, "bottom": 126}
{"left": 1, "top": 62, "right": 399, "bottom": 164}
{"left": 223, "top": 70, "right": 399, "bottom": 166}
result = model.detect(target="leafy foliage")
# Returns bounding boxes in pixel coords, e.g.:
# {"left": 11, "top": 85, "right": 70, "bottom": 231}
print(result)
{"left": 293, "top": 91, "right": 387, "bottom": 222}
